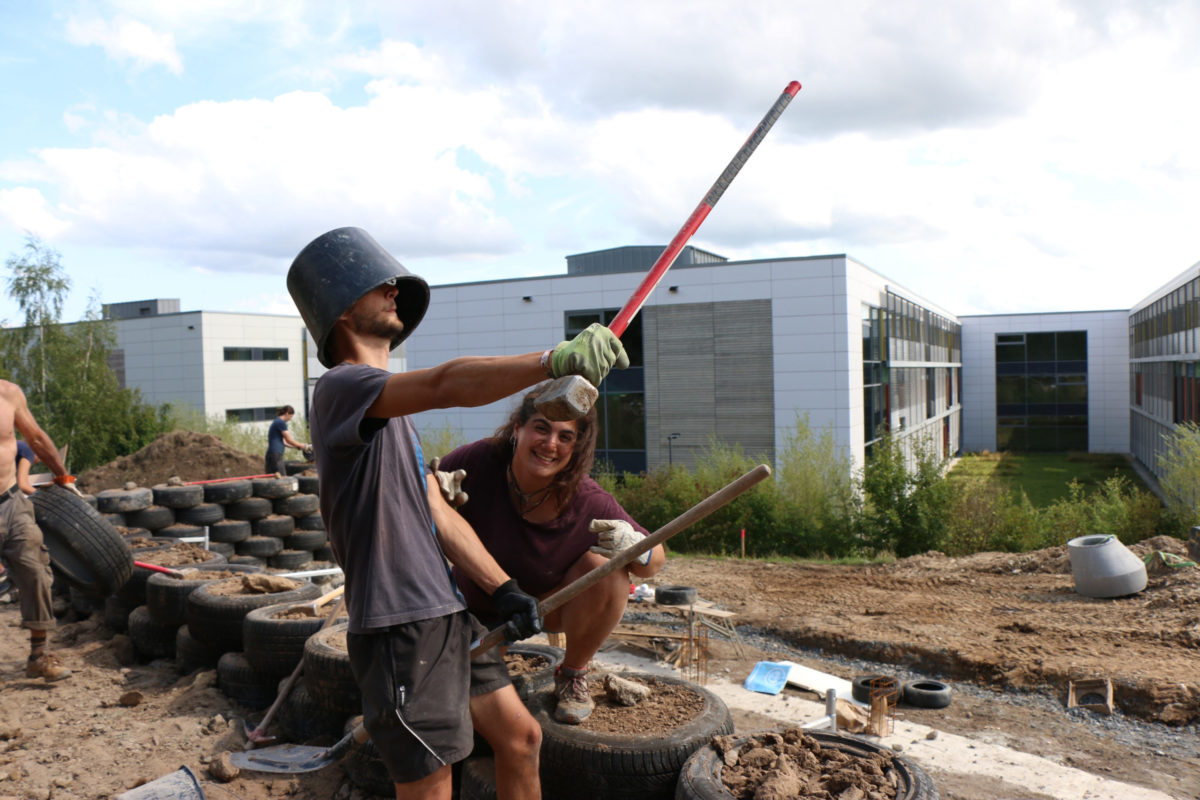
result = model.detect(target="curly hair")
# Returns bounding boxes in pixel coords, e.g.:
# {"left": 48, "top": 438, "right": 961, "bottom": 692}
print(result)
{"left": 490, "top": 381, "right": 598, "bottom": 506}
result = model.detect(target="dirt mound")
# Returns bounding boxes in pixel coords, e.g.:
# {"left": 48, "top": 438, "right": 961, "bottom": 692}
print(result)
{"left": 76, "top": 430, "right": 264, "bottom": 492}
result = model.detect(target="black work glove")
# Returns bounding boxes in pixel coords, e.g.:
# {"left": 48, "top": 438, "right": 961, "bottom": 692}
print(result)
{"left": 490, "top": 579, "right": 542, "bottom": 643}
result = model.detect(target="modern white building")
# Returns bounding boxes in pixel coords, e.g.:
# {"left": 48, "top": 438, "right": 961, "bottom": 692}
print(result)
{"left": 1128, "top": 261, "right": 1200, "bottom": 477}
{"left": 99, "top": 251, "right": 1200, "bottom": 483}
{"left": 959, "top": 311, "right": 1130, "bottom": 454}
{"left": 404, "top": 246, "right": 962, "bottom": 475}
{"left": 101, "top": 298, "right": 410, "bottom": 426}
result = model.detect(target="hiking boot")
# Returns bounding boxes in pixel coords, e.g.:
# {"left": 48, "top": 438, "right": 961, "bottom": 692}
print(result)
{"left": 26, "top": 653, "right": 71, "bottom": 682}
{"left": 553, "top": 665, "right": 593, "bottom": 724}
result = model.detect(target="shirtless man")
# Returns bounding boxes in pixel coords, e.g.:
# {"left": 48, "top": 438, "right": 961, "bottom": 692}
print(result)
{"left": 0, "top": 380, "right": 81, "bottom": 681}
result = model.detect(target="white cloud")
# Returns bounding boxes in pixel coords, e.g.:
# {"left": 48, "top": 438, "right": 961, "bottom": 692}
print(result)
{"left": 65, "top": 16, "right": 183, "bottom": 74}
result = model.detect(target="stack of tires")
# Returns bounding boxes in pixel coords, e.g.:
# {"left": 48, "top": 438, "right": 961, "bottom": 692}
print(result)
{"left": 92, "top": 475, "right": 330, "bottom": 570}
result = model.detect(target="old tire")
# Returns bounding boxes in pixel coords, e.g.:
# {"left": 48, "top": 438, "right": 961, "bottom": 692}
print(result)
{"left": 31, "top": 485, "right": 134, "bottom": 598}
{"left": 152, "top": 483, "right": 205, "bottom": 509}
{"left": 284, "top": 529, "right": 327, "bottom": 551}
{"left": 277, "top": 678, "right": 349, "bottom": 743}
{"left": 127, "top": 604, "right": 179, "bottom": 660}
{"left": 224, "top": 496, "right": 272, "bottom": 521}
{"left": 460, "top": 756, "right": 498, "bottom": 800}
{"left": 95, "top": 487, "right": 153, "bottom": 514}
{"left": 903, "top": 680, "right": 953, "bottom": 709}
{"left": 208, "top": 519, "right": 252, "bottom": 544}
{"left": 675, "top": 729, "right": 939, "bottom": 800}
{"left": 237, "top": 535, "right": 283, "bottom": 559}
{"left": 146, "top": 563, "right": 264, "bottom": 627}
{"left": 155, "top": 523, "right": 205, "bottom": 540}
{"left": 186, "top": 577, "right": 320, "bottom": 653}
{"left": 243, "top": 601, "right": 340, "bottom": 678}
{"left": 204, "top": 480, "right": 252, "bottom": 504}
{"left": 176, "top": 502, "right": 225, "bottom": 526}
{"left": 851, "top": 674, "right": 899, "bottom": 705}
{"left": 655, "top": 585, "right": 697, "bottom": 606}
{"left": 252, "top": 476, "right": 298, "bottom": 499}
{"left": 530, "top": 672, "right": 733, "bottom": 800}
{"left": 274, "top": 493, "right": 319, "bottom": 517}
{"left": 176, "top": 625, "right": 223, "bottom": 674}
{"left": 253, "top": 514, "right": 295, "bottom": 538}
{"left": 296, "top": 513, "right": 325, "bottom": 531}
{"left": 506, "top": 643, "right": 564, "bottom": 701}
{"left": 217, "top": 651, "right": 277, "bottom": 710}
{"left": 296, "top": 474, "right": 319, "bottom": 495}
{"left": 304, "top": 621, "right": 361, "bottom": 716}
{"left": 124, "top": 505, "right": 175, "bottom": 531}
{"left": 269, "top": 549, "right": 313, "bottom": 570}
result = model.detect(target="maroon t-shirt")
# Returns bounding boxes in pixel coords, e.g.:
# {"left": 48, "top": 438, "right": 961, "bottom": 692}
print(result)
{"left": 440, "top": 439, "right": 648, "bottom": 622}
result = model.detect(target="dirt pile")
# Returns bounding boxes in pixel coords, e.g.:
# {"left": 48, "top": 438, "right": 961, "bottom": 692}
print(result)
{"left": 76, "top": 430, "right": 265, "bottom": 492}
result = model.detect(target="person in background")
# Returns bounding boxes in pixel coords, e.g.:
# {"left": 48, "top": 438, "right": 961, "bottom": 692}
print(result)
{"left": 265, "top": 405, "right": 308, "bottom": 475}
{"left": 0, "top": 380, "right": 83, "bottom": 681}
{"left": 288, "top": 226, "right": 628, "bottom": 800}
{"left": 436, "top": 382, "right": 665, "bottom": 725}
{"left": 15, "top": 438, "right": 37, "bottom": 495}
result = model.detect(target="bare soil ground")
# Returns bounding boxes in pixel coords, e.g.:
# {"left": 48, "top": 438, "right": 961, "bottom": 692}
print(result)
{"left": 0, "top": 433, "right": 1196, "bottom": 798}
{"left": 655, "top": 543, "right": 1200, "bottom": 800}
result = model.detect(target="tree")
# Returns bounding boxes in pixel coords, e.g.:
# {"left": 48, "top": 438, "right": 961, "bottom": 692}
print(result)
{"left": 1, "top": 235, "right": 170, "bottom": 471}
{"left": 861, "top": 432, "right": 952, "bottom": 557}
{"left": 1157, "top": 422, "right": 1200, "bottom": 534}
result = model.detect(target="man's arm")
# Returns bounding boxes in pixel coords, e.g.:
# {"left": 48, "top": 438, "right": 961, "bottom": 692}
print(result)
{"left": 366, "top": 322, "right": 628, "bottom": 420}
{"left": 368, "top": 353, "right": 547, "bottom": 419}
{"left": 3, "top": 384, "right": 68, "bottom": 477}
{"left": 426, "top": 480, "right": 509, "bottom": 594}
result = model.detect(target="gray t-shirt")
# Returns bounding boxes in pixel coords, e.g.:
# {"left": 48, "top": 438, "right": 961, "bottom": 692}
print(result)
{"left": 311, "top": 362, "right": 464, "bottom": 633}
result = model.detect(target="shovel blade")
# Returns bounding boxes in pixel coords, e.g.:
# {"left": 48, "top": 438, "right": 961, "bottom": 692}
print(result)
{"left": 229, "top": 743, "right": 335, "bottom": 773}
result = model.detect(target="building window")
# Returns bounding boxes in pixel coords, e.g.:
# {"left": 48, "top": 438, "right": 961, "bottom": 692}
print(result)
{"left": 224, "top": 347, "right": 289, "bottom": 361}
{"left": 862, "top": 304, "right": 887, "bottom": 446}
{"left": 994, "top": 331, "right": 1088, "bottom": 451}
{"left": 226, "top": 406, "right": 279, "bottom": 423}
{"left": 565, "top": 310, "right": 644, "bottom": 473}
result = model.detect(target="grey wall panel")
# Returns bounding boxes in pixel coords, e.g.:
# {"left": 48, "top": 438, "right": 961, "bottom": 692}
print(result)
{"left": 645, "top": 300, "right": 774, "bottom": 469}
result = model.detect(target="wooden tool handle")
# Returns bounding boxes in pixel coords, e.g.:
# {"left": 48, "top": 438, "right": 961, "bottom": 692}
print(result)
{"left": 470, "top": 464, "right": 772, "bottom": 657}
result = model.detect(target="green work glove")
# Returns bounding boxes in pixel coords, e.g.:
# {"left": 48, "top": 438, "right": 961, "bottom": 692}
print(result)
{"left": 549, "top": 323, "right": 630, "bottom": 386}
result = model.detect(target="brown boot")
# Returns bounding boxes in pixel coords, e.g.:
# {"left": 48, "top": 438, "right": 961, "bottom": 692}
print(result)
{"left": 553, "top": 665, "right": 594, "bottom": 724}
{"left": 26, "top": 653, "right": 71, "bottom": 682}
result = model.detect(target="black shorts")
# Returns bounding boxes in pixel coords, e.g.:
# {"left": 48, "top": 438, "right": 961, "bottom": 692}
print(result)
{"left": 347, "top": 611, "right": 511, "bottom": 785}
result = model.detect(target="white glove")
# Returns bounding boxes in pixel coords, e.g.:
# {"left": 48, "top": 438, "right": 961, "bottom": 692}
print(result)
{"left": 589, "top": 519, "right": 651, "bottom": 566}
{"left": 428, "top": 457, "right": 468, "bottom": 508}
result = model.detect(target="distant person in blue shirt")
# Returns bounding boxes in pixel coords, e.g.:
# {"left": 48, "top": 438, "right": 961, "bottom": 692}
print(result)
{"left": 15, "top": 439, "right": 37, "bottom": 495}
{"left": 265, "top": 405, "right": 309, "bottom": 475}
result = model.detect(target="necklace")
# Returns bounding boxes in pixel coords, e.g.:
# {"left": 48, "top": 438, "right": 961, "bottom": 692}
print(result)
{"left": 507, "top": 465, "right": 553, "bottom": 515}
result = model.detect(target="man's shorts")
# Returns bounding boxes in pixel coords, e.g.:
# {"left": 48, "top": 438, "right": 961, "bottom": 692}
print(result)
{"left": 347, "top": 611, "right": 511, "bottom": 785}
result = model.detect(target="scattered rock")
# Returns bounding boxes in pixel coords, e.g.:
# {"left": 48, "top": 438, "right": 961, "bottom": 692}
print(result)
{"left": 209, "top": 752, "right": 240, "bottom": 782}
{"left": 925, "top": 730, "right": 939, "bottom": 740}
{"left": 603, "top": 673, "right": 651, "bottom": 706}
{"left": 119, "top": 691, "right": 143, "bottom": 707}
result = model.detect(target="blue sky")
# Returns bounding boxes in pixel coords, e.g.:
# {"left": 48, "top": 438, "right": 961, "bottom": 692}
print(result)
{"left": 1, "top": 1, "right": 1198, "bottom": 326}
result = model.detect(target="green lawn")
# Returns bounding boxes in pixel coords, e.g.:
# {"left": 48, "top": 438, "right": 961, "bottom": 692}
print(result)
{"left": 948, "top": 452, "right": 1149, "bottom": 507}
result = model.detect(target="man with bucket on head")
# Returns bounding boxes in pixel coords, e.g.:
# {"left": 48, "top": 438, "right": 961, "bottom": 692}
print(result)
{"left": 287, "top": 227, "right": 628, "bottom": 800}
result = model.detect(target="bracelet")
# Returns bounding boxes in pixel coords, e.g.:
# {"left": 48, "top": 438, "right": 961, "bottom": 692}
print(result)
{"left": 540, "top": 349, "right": 553, "bottom": 376}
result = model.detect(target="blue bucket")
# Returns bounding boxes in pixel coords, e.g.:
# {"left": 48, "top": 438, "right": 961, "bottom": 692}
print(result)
{"left": 114, "top": 766, "right": 206, "bottom": 800}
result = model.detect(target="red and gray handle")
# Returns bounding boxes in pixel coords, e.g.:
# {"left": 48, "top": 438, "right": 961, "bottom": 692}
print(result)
{"left": 607, "top": 80, "right": 801, "bottom": 337}
{"left": 534, "top": 81, "right": 800, "bottom": 422}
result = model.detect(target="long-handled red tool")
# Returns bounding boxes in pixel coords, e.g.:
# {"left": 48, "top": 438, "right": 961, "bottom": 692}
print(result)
{"left": 536, "top": 80, "right": 801, "bottom": 421}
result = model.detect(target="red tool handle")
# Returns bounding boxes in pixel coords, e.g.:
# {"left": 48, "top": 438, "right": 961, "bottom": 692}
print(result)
{"left": 607, "top": 80, "right": 801, "bottom": 338}
{"left": 134, "top": 560, "right": 184, "bottom": 577}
